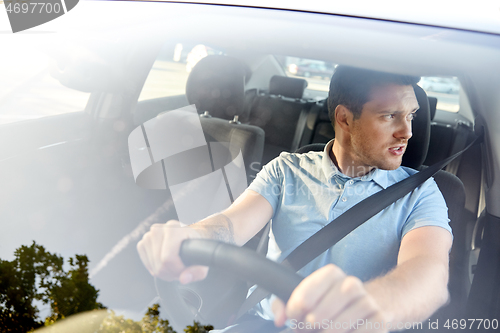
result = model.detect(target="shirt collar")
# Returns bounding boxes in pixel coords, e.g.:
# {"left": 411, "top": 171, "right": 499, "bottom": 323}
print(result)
{"left": 321, "top": 139, "right": 389, "bottom": 189}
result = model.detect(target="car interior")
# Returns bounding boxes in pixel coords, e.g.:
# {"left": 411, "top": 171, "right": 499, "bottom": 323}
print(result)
{"left": 130, "top": 47, "right": 479, "bottom": 329}
{"left": 1, "top": 2, "right": 499, "bottom": 332}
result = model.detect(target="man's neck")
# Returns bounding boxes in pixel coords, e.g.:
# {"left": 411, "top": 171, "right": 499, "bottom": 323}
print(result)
{"left": 331, "top": 140, "right": 375, "bottom": 178}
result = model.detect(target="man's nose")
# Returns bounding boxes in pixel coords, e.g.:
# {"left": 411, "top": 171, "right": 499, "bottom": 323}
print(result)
{"left": 395, "top": 118, "right": 412, "bottom": 140}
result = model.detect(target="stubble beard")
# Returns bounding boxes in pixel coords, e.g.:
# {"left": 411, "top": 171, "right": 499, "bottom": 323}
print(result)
{"left": 350, "top": 133, "right": 403, "bottom": 173}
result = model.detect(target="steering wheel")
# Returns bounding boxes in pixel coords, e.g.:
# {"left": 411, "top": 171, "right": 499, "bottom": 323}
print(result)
{"left": 158, "top": 239, "right": 303, "bottom": 331}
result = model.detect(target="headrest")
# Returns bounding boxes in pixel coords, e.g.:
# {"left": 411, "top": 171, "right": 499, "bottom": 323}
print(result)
{"left": 402, "top": 84, "right": 431, "bottom": 170}
{"left": 428, "top": 96, "right": 437, "bottom": 120}
{"left": 269, "top": 75, "right": 308, "bottom": 99}
{"left": 186, "top": 55, "right": 248, "bottom": 120}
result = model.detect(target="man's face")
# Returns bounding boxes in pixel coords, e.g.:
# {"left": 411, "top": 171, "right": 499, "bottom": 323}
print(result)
{"left": 348, "top": 84, "right": 419, "bottom": 172}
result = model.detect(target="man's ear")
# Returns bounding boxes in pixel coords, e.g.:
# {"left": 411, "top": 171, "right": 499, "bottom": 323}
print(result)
{"left": 335, "top": 105, "right": 354, "bottom": 133}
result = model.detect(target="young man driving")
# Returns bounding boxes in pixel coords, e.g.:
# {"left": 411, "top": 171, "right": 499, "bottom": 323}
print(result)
{"left": 137, "top": 66, "right": 452, "bottom": 332}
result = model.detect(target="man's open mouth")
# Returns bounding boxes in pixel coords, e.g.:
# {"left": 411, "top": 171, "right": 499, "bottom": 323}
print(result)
{"left": 388, "top": 146, "right": 406, "bottom": 156}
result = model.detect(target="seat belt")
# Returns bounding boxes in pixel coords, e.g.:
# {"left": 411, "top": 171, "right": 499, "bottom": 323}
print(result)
{"left": 234, "top": 134, "right": 482, "bottom": 321}
{"left": 446, "top": 120, "right": 470, "bottom": 175}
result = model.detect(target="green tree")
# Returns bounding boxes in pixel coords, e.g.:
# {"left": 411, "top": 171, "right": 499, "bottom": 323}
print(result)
{"left": 0, "top": 242, "right": 65, "bottom": 332}
{"left": 1, "top": 242, "right": 210, "bottom": 333}
{"left": 98, "top": 304, "right": 176, "bottom": 333}
{"left": 45, "top": 254, "right": 105, "bottom": 323}
{"left": 0, "top": 242, "right": 104, "bottom": 332}
{"left": 140, "top": 303, "right": 176, "bottom": 333}
{"left": 183, "top": 321, "right": 214, "bottom": 333}
{"left": 98, "top": 309, "right": 142, "bottom": 333}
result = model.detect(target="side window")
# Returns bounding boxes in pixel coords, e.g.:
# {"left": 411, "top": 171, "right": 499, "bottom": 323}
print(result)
{"left": 138, "top": 42, "right": 224, "bottom": 102}
{"left": 417, "top": 76, "right": 460, "bottom": 113}
{"left": 0, "top": 40, "right": 90, "bottom": 126}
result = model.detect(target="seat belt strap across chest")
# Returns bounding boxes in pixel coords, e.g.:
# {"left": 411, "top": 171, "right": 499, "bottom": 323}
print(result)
{"left": 234, "top": 134, "right": 482, "bottom": 321}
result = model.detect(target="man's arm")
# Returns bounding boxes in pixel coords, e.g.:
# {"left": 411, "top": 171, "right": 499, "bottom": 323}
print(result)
{"left": 365, "top": 226, "right": 452, "bottom": 323}
{"left": 136, "top": 189, "right": 273, "bottom": 283}
{"left": 191, "top": 189, "right": 274, "bottom": 246}
{"left": 272, "top": 226, "right": 452, "bottom": 331}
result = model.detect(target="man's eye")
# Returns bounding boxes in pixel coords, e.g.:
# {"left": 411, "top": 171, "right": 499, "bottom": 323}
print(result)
{"left": 408, "top": 113, "right": 417, "bottom": 121}
{"left": 384, "top": 114, "right": 395, "bottom": 119}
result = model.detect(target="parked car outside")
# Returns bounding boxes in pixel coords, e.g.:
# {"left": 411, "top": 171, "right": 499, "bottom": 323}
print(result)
{"left": 185, "top": 44, "right": 224, "bottom": 73}
{"left": 287, "top": 60, "right": 334, "bottom": 79}
{"left": 420, "top": 77, "right": 460, "bottom": 94}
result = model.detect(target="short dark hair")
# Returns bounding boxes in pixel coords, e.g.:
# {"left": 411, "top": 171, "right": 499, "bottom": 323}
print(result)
{"left": 328, "top": 66, "right": 420, "bottom": 125}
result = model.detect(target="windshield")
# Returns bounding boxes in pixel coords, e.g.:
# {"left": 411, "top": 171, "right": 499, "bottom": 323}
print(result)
{"left": 0, "top": 1, "right": 488, "bottom": 332}
{"left": 0, "top": 38, "right": 90, "bottom": 125}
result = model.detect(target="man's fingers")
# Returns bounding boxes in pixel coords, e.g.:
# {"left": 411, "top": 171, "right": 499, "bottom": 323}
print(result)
{"left": 136, "top": 220, "right": 212, "bottom": 283}
{"left": 311, "top": 279, "right": 387, "bottom": 333}
{"left": 179, "top": 265, "right": 209, "bottom": 284}
{"left": 137, "top": 223, "right": 166, "bottom": 276}
{"left": 286, "top": 264, "right": 346, "bottom": 321}
{"left": 282, "top": 268, "right": 387, "bottom": 333}
{"left": 137, "top": 239, "right": 154, "bottom": 275}
{"left": 325, "top": 296, "right": 386, "bottom": 333}
{"left": 271, "top": 298, "right": 287, "bottom": 327}
{"left": 136, "top": 220, "right": 186, "bottom": 281}
{"left": 305, "top": 275, "right": 365, "bottom": 324}
{"left": 149, "top": 224, "right": 170, "bottom": 275}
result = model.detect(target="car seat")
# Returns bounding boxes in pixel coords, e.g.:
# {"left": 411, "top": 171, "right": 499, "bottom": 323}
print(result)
{"left": 186, "top": 54, "right": 252, "bottom": 122}
{"left": 186, "top": 55, "right": 264, "bottom": 182}
{"left": 246, "top": 75, "right": 315, "bottom": 164}
{"left": 165, "top": 55, "right": 266, "bottom": 328}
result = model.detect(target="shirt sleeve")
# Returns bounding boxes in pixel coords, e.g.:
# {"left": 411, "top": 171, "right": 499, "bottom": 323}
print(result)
{"left": 401, "top": 177, "right": 453, "bottom": 238}
{"left": 247, "top": 156, "right": 283, "bottom": 216}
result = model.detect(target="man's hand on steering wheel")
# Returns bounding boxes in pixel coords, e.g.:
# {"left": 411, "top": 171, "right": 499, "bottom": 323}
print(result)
{"left": 272, "top": 264, "right": 389, "bottom": 333}
{"left": 137, "top": 220, "right": 209, "bottom": 284}
{"left": 137, "top": 190, "right": 275, "bottom": 285}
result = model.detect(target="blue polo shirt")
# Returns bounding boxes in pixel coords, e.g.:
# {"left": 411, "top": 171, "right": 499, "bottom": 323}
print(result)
{"left": 247, "top": 140, "right": 451, "bottom": 320}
